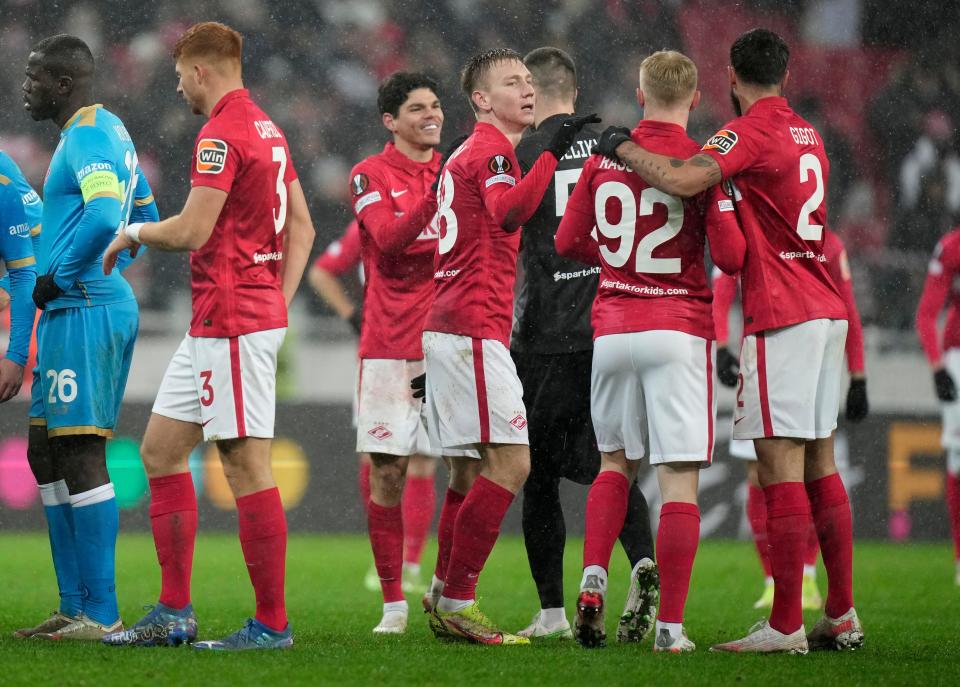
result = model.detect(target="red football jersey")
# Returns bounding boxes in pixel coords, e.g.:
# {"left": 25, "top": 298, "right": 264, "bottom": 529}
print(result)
{"left": 917, "top": 227, "right": 960, "bottom": 365}
{"left": 350, "top": 142, "right": 441, "bottom": 359}
{"left": 712, "top": 228, "right": 865, "bottom": 373}
{"left": 557, "top": 121, "right": 728, "bottom": 340}
{"left": 314, "top": 220, "right": 362, "bottom": 277}
{"left": 189, "top": 89, "right": 296, "bottom": 337}
{"left": 700, "top": 96, "right": 846, "bottom": 335}
{"left": 423, "top": 122, "right": 523, "bottom": 346}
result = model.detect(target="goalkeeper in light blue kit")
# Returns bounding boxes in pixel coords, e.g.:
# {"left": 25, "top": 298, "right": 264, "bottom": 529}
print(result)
{"left": 13, "top": 34, "right": 158, "bottom": 641}
{"left": 0, "top": 152, "right": 38, "bottom": 403}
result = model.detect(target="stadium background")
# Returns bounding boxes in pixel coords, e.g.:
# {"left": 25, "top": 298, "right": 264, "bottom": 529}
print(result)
{"left": 0, "top": 0, "right": 957, "bottom": 544}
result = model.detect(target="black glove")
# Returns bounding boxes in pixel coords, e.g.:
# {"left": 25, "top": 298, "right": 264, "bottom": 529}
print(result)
{"left": 411, "top": 372, "right": 426, "bottom": 401}
{"left": 935, "top": 368, "right": 957, "bottom": 402}
{"left": 546, "top": 113, "right": 602, "bottom": 160}
{"left": 432, "top": 134, "right": 470, "bottom": 192}
{"left": 845, "top": 378, "right": 869, "bottom": 422}
{"left": 347, "top": 309, "right": 362, "bottom": 336}
{"left": 594, "top": 125, "right": 632, "bottom": 161}
{"left": 32, "top": 274, "right": 63, "bottom": 310}
{"left": 716, "top": 346, "right": 740, "bottom": 388}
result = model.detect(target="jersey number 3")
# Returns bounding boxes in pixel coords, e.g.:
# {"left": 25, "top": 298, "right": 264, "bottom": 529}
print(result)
{"left": 272, "top": 146, "right": 288, "bottom": 234}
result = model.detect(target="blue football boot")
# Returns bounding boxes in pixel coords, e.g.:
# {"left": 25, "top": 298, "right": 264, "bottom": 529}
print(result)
{"left": 102, "top": 603, "right": 197, "bottom": 647}
{"left": 192, "top": 618, "right": 293, "bottom": 651}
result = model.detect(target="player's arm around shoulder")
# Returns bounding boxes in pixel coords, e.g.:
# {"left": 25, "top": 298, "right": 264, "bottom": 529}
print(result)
{"left": 280, "top": 177, "right": 316, "bottom": 306}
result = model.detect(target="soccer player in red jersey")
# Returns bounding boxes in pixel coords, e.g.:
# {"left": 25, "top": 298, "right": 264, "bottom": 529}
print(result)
{"left": 595, "top": 28, "right": 862, "bottom": 653}
{"left": 420, "top": 48, "right": 597, "bottom": 645}
{"left": 556, "top": 50, "right": 744, "bottom": 652}
{"left": 100, "top": 22, "right": 315, "bottom": 650}
{"left": 713, "top": 227, "right": 868, "bottom": 609}
{"left": 916, "top": 227, "right": 960, "bottom": 586}
{"left": 348, "top": 72, "right": 464, "bottom": 634}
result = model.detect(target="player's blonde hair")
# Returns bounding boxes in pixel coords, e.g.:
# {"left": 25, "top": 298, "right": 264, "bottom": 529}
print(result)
{"left": 639, "top": 50, "right": 697, "bottom": 107}
{"left": 174, "top": 22, "right": 242, "bottom": 66}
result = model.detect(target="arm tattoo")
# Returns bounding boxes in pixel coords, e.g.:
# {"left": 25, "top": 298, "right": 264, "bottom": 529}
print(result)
{"left": 617, "top": 143, "right": 722, "bottom": 195}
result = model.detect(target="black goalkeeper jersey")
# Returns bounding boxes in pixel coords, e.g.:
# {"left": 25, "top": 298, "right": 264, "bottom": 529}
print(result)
{"left": 511, "top": 114, "right": 599, "bottom": 354}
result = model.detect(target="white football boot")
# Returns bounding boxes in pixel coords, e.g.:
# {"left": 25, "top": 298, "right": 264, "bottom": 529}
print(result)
{"left": 710, "top": 619, "right": 809, "bottom": 654}
{"left": 806, "top": 608, "right": 863, "bottom": 651}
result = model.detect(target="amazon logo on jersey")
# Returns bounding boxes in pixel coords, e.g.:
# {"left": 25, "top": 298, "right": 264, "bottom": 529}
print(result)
{"left": 196, "top": 139, "right": 228, "bottom": 174}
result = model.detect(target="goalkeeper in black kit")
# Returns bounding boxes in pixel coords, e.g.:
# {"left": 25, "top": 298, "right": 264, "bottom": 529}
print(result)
{"left": 509, "top": 47, "right": 658, "bottom": 642}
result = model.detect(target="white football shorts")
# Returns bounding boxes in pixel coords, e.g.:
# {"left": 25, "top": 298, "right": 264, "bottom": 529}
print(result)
{"left": 940, "top": 348, "right": 960, "bottom": 457}
{"left": 153, "top": 328, "right": 285, "bottom": 442}
{"left": 422, "top": 331, "right": 528, "bottom": 451}
{"left": 591, "top": 330, "right": 716, "bottom": 464}
{"left": 733, "top": 318, "right": 847, "bottom": 440}
{"left": 355, "top": 357, "right": 477, "bottom": 458}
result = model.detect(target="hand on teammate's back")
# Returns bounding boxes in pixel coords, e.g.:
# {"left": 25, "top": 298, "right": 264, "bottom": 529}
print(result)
{"left": 432, "top": 134, "right": 470, "bottom": 192}
{"left": 0, "top": 287, "right": 9, "bottom": 312}
{"left": 844, "top": 378, "right": 868, "bottom": 422}
{"left": 0, "top": 358, "right": 24, "bottom": 403}
{"left": 594, "top": 125, "right": 632, "bottom": 161}
{"left": 410, "top": 372, "right": 426, "bottom": 400}
{"left": 935, "top": 368, "right": 957, "bottom": 402}
{"left": 546, "top": 113, "right": 601, "bottom": 160}
{"left": 32, "top": 274, "right": 63, "bottom": 310}
{"left": 716, "top": 347, "right": 740, "bottom": 388}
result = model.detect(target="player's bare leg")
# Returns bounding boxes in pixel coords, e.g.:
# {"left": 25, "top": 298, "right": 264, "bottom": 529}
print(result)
{"left": 576, "top": 451, "right": 638, "bottom": 648}
{"left": 104, "top": 414, "right": 201, "bottom": 647}
{"left": 402, "top": 453, "right": 436, "bottom": 593}
{"left": 712, "top": 438, "right": 810, "bottom": 654}
{"left": 14, "top": 425, "right": 81, "bottom": 638}
{"left": 435, "top": 444, "right": 530, "bottom": 645}
{"left": 368, "top": 452, "right": 410, "bottom": 634}
{"left": 803, "top": 434, "right": 862, "bottom": 650}
{"left": 652, "top": 464, "right": 699, "bottom": 653}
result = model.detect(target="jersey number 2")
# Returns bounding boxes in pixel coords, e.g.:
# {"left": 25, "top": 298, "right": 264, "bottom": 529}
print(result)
{"left": 796, "top": 153, "right": 825, "bottom": 240}
{"left": 272, "top": 146, "right": 288, "bottom": 234}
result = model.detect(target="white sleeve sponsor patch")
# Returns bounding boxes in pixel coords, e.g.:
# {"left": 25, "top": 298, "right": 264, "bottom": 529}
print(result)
{"left": 354, "top": 191, "right": 382, "bottom": 213}
{"left": 717, "top": 199, "right": 735, "bottom": 213}
{"left": 485, "top": 174, "right": 516, "bottom": 188}
{"left": 703, "top": 129, "right": 738, "bottom": 155}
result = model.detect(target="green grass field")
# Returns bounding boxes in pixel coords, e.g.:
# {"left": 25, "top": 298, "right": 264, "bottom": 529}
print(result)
{"left": 0, "top": 534, "right": 956, "bottom": 686}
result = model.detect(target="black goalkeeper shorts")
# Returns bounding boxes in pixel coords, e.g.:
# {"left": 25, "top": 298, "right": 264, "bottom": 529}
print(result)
{"left": 512, "top": 349, "right": 599, "bottom": 485}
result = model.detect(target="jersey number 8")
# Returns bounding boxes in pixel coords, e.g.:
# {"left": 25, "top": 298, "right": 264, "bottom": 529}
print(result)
{"left": 436, "top": 169, "right": 457, "bottom": 255}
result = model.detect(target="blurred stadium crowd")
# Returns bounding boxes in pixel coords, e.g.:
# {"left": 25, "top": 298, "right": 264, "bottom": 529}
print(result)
{"left": 0, "top": 0, "right": 958, "bottom": 342}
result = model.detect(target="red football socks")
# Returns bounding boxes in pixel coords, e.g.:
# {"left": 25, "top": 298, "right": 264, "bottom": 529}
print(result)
{"left": 948, "top": 472, "right": 960, "bottom": 561}
{"left": 746, "top": 483, "right": 772, "bottom": 576}
{"left": 764, "top": 482, "right": 810, "bottom": 634}
{"left": 149, "top": 473, "right": 198, "bottom": 610}
{"left": 434, "top": 488, "right": 465, "bottom": 581}
{"left": 367, "top": 501, "right": 404, "bottom": 603}
{"left": 805, "top": 519, "right": 821, "bottom": 568}
{"left": 583, "top": 470, "right": 630, "bottom": 570}
{"left": 359, "top": 461, "right": 371, "bottom": 512}
{"left": 402, "top": 475, "right": 436, "bottom": 566}
{"left": 237, "top": 487, "right": 288, "bottom": 632}
{"left": 656, "top": 502, "right": 700, "bottom": 623}
{"left": 442, "top": 477, "right": 514, "bottom": 600}
{"left": 806, "top": 473, "right": 854, "bottom": 618}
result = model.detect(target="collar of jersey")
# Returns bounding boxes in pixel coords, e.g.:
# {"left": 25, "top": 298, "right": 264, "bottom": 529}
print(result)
{"left": 533, "top": 112, "right": 574, "bottom": 132}
{"left": 633, "top": 119, "right": 686, "bottom": 136}
{"left": 474, "top": 121, "right": 513, "bottom": 147}
{"left": 210, "top": 88, "right": 250, "bottom": 118}
{"left": 382, "top": 141, "right": 440, "bottom": 175}
{"left": 745, "top": 95, "right": 789, "bottom": 115}
{"left": 62, "top": 104, "right": 103, "bottom": 131}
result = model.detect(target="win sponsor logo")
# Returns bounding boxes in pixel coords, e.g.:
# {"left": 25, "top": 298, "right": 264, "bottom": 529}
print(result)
{"left": 196, "top": 139, "right": 228, "bottom": 174}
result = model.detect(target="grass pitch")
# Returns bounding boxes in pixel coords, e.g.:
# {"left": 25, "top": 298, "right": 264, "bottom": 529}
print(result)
{"left": 0, "top": 533, "right": 956, "bottom": 686}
